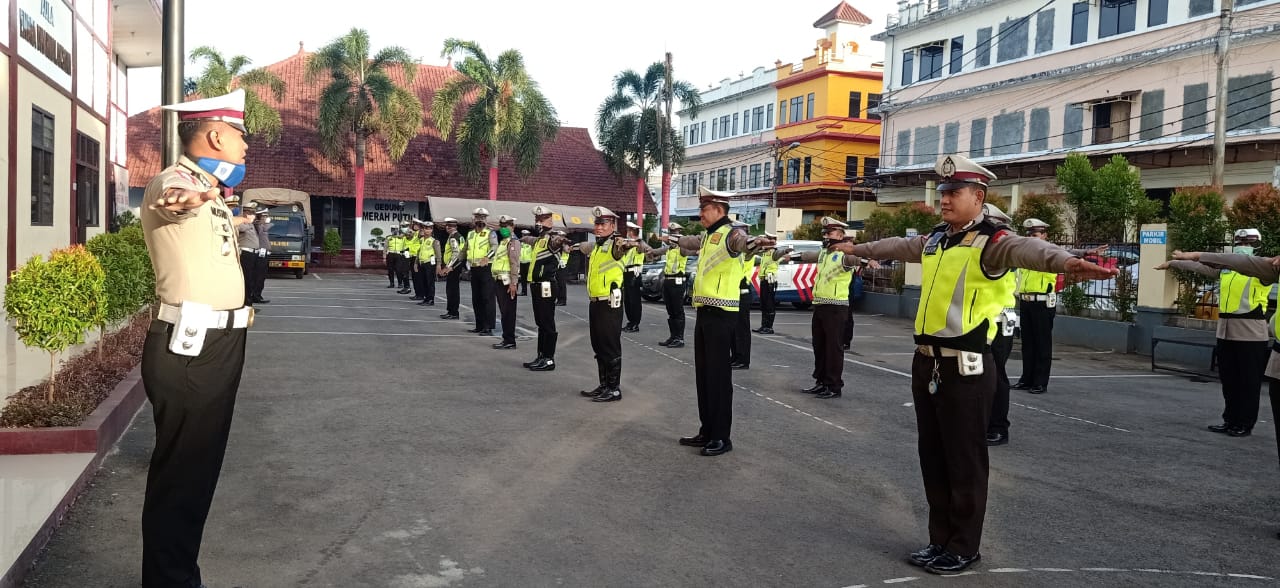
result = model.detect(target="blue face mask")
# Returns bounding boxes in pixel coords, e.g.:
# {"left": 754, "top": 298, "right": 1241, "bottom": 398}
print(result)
{"left": 1233, "top": 245, "right": 1255, "bottom": 255}
{"left": 195, "top": 157, "right": 246, "bottom": 188}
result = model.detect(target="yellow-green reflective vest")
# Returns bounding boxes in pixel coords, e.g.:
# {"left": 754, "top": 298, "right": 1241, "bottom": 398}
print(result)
{"left": 813, "top": 250, "right": 855, "bottom": 305}
{"left": 444, "top": 235, "right": 461, "bottom": 265}
{"left": 1018, "top": 269, "right": 1056, "bottom": 294}
{"left": 760, "top": 252, "right": 780, "bottom": 279}
{"left": 386, "top": 235, "right": 400, "bottom": 252}
{"left": 1219, "top": 270, "right": 1268, "bottom": 317}
{"left": 418, "top": 237, "right": 436, "bottom": 263}
{"left": 527, "top": 236, "right": 552, "bottom": 281}
{"left": 467, "top": 229, "right": 493, "bottom": 262}
{"left": 587, "top": 241, "right": 625, "bottom": 298}
{"left": 996, "top": 271, "right": 1017, "bottom": 309}
{"left": 520, "top": 243, "right": 533, "bottom": 264}
{"left": 624, "top": 248, "right": 644, "bottom": 267}
{"left": 692, "top": 224, "right": 742, "bottom": 311}
{"left": 664, "top": 248, "right": 688, "bottom": 275}
{"left": 914, "top": 225, "right": 1008, "bottom": 351}
{"left": 405, "top": 234, "right": 421, "bottom": 256}
{"left": 559, "top": 251, "right": 570, "bottom": 267}
{"left": 493, "top": 238, "right": 513, "bottom": 274}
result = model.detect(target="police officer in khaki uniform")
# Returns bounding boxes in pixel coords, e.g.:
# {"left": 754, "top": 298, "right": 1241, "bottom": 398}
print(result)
{"left": 139, "top": 89, "right": 254, "bottom": 588}
{"left": 521, "top": 206, "right": 569, "bottom": 371}
{"left": 651, "top": 222, "right": 689, "bottom": 348}
{"left": 235, "top": 201, "right": 260, "bottom": 306}
{"left": 846, "top": 154, "right": 1115, "bottom": 574}
{"left": 438, "top": 218, "right": 464, "bottom": 320}
{"left": 492, "top": 215, "right": 523, "bottom": 349}
{"left": 576, "top": 207, "right": 638, "bottom": 401}
{"left": 675, "top": 188, "right": 775, "bottom": 455}
{"left": 251, "top": 208, "right": 272, "bottom": 303}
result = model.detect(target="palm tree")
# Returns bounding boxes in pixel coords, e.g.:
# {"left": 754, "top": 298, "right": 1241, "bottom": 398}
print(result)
{"left": 596, "top": 62, "right": 700, "bottom": 224}
{"left": 188, "top": 46, "right": 286, "bottom": 144}
{"left": 306, "top": 28, "right": 423, "bottom": 268}
{"left": 432, "top": 39, "right": 559, "bottom": 201}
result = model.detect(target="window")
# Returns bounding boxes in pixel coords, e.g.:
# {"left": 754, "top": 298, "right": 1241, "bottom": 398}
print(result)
{"left": 806, "top": 93, "right": 815, "bottom": 119}
{"left": 721, "top": 115, "right": 730, "bottom": 138}
{"left": 848, "top": 91, "right": 862, "bottom": 118}
{"left": 1035, "top": 10, "right": 1055, "bottom": 54}
{"left": 766, "top": 103, "right": 774, "bottom": 128}
{"left": 976, "top": 27, "right": 992, "bottom": 67}
{"left": 1148, "top": 0, "right": 1168, "bottom": 26}
{"left": 76, "top": 133, "right": 101, "bottom": 230}
{"left": 752, "top": 106, "right": 764, "bottom": 130}
{"left": 741, "top": 166, "right": 747, "bottom": 188}
{"left": 742, "top": 110, "right": 750, "bottom": 133}
{"left": 729, "top": 168, "right": 736, "bottom": 190}
{"left": 31, "top": 107, "right": 55, "bottom": 226}
{"left": 845, "top": 156, "right": 859, "bottom": 182}
{"left": 697, "top": 171, "right": 704, "bottom": 188}
{"left": 711, "top": 119, "right": 718, "bottom": 140}
{"left": 949, "top": 36, "right": 964, "bottom": 74}
{"left": 1071, "top": 3, "right": 1089, "bottom": 44}
{"left": 1098, "top": 0, "right": 1136, "bottom": 38}
{"left": 786, "top": 97, "right": 799, "bottom": 123}
{"left": 716, "top": 169, "right": 728, "bottom": 190}
{"left": 683, "top": 126, "right": 689, "bottom": 145}
{"left": 919, "top": 45, "right": 944, "bottom": 80}
{"left": 700, "top": 121, "right": 706, "bottom": 142}
{"left": 902, "top": 50, "right": 915, "bottom": 85}
{"left": 863, "top": 157, "right": 879, "bottom": 180}
{"left": 1090, "top": 100, "right": 1132, "bottom": 143}
{"left": 802, "top": 157, "right": 812, "bottom": 183}
{"left": 867, "top": 94, "right": 882, "bottom": 120}
{"left": 763, "top": 160, "right": 774, "bottom": 186}
{"left": 786, "top": 158, "right": 800, "bottom": 184}
{"left": 1189, "top": 0, "right": 1213, "bottom": 17}
{"left": 749, "top": 164, "right": 761, "bottom": 188}
{"left": 997, "top": 19, "right": 1029, "bottom": 62}
{"left": 732, "top": 113, "right": 739, "bottom": 136}
{"left": 778, "top": 100, "right": 787, "bottom": 126}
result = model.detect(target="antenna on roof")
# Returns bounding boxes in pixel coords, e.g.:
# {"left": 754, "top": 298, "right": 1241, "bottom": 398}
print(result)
{"left": 298, "top": 41, "right": 304, "bottom": 54}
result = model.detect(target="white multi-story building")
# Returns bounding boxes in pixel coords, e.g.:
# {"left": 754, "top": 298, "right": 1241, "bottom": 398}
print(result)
{"left": 672, "top": 67, "right": 778, "bottom": 219}
{"left": 871, "top": 0, "right": 1280, "bottom": 206}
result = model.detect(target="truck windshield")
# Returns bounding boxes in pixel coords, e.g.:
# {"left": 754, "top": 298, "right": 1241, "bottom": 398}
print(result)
{"left": 269, "top": 215, "right": 306, "bottom": 239}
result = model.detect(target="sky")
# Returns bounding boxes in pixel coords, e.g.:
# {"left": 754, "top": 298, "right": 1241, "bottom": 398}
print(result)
{"left": 128, "top": 0, "right": 898, "bottom": 138}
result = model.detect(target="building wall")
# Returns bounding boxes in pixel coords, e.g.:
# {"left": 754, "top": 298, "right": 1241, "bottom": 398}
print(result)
{"left": 675, "top": 67, "right": 779, "bottom": 212}
{"left": 15, "top": 67, "right": 72, "bottom": 263}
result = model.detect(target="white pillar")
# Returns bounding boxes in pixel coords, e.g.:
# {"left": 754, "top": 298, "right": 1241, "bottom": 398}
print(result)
{"left": 1010, "top": 184, "right": 1021, "bottom": 214}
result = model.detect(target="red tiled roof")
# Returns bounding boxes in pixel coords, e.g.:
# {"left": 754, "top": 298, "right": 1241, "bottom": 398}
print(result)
{"left": 813, "top": 1, "right": 873, "bottom": 27}
{"left": 127, "top": 51, "right": 654, "bottom": 214}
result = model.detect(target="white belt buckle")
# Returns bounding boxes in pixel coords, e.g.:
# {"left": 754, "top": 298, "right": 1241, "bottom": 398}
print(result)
{"left": 168, "top": 301, "right": 213, "bottom": 357}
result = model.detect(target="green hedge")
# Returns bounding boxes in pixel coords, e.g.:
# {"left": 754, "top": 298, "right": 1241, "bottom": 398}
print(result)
{"left": 85, "top": 225, "right": 156, "bottom": 325}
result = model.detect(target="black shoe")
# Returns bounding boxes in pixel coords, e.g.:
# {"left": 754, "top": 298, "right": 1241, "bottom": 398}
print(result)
{"left": 492, "top": 341, "right": 517, "bottom": 350}
{"left": 815, "top": 388, "right": 842, "bottom": 399}
{"left": 424, "top": 300, "right": 435, "bottom": 306}
{"left": 907, "top": 544, "right": 945, "bottom": 567}
{"left": 253, "top": 297, "right": 270, "bottom": 304}
{"left": 754, "top": 327, "right": 774, "bottom": 334}
{"left": 592, "top": 389, "right": 622, "bottom": 402}
{"left": 467, "top": 327, "right": 484, "bottom": 333}
{"left": 986, "top": 432, "right": 1008, "bottom": 446}
{"left": 529, "top": 358, "right": 556, "bottom": 372}
{"left": 1028, "top": 386, "right": 1046, "bottom": 394}
{"left": 623, "top": 324, "right": 639, "bottom": 332}
{"left": 479, "top": 330, "right": 494, "bottom": 336}
{"left": 581, "top": 385, "right": 607, "bottom": 397}
{"left": 556, "top": 301, "right": 567, "bottom": 306}
{"left": 667, "top": 339, "right": 685, "bottom": 348}
{"left": 729, "top": 361, "right": 749, "bottom": 370}
{"left": 397, "top": 289, "right": 412, "bottom": 294}
{"left": 417, "top": 300, "right": 431, "bottom": 306}
{"left": 801, "top": 382, "right": 826, "bottom": 394}
{"left": 678, "top": 435, "right": 708, "bottom": 447}
{"left": 1227, "top": 426, "right": 1252, "bottom": 437}
{"left": 701, "top": 440, "right": 733, "bottom": 456}
{"left": 658, "top": 338, "right": 672, "bottom": 347}
{"left": 842, "top": 343, "right": 850, "bottom": 351}
{"left": 411, "top": 296, "right": 424, "bottom": 300}
{"left": 440, "top": 313, "right": 459, "bottom": 320}
{"left": 1208, "top": 423, "right": 1231, "bottom": 434}
{"left": 925, "top": 552, "right": 981, "bottom": 575}
{"left": 387, "top": 284, "right": 396, "bottom": 288}
{"left": 1011, "top": 381, "right": 1031, "bottom": 390}
{"left": 523, "top": 355, "right": 545, "bottom": 368}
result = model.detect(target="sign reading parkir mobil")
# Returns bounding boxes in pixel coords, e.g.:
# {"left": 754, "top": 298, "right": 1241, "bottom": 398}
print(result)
{"left": 1140, "top": 229, "right": 1166, "bottom": 245}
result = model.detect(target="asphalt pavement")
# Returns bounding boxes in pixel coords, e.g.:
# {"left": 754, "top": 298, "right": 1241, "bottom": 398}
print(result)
{"left": 20, "top": 274, "right": 1280, "bottom": 587}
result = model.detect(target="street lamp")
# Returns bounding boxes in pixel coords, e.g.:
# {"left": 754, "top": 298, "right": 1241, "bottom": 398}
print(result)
{"left": 770, "top": 141, "right": 802, "bottom": 209}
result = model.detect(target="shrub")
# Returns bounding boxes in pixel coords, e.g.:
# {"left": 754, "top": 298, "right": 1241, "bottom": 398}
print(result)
{"left": 85, "top": 227, "right": 154, "bottom": 358}
{"left": 1226, "top": 183, "right": 1280, "bottom": 257}
{"left": 1109, "top": 268, "right": 1138, "bottom": 322}
{"left": 1059, "top": 284, "right": 1090, "bottom": 317}
{"left": 3, "top": 246, "right": 107, "bottom": 401}
{"left": 1056, "top": 153, "right": 1161, "bottom": 242}
{"left": 1168, "top": 186, "right": 1228, "bottom": 314}
{"left": 323, "top": 227, "right": 342, "bottom": 265}
{"left": 1012, "top": 193, "right": 1068, "bottom": 241}
{"left": 859, "top": 203, "right": 940, "bottom": 241}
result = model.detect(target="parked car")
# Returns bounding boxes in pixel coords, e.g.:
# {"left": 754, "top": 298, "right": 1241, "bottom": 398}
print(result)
{"left": 640, "top": 256, "right": 695, "bottom": 303}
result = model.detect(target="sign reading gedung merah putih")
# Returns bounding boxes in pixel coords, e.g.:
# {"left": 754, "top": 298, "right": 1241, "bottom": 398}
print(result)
{"left": 1140, "top": 229, "right": 1166, "bottom": 245}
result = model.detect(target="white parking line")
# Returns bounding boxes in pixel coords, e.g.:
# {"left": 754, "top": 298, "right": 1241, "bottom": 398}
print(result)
{"left": 251, "top": 331, "right": 481, "bottom": 337}
{"left": 253, "top": 315, "right": 469, "bottom": 324}
{"left": 267, "top": 304, "right": 425, "bottom": 310}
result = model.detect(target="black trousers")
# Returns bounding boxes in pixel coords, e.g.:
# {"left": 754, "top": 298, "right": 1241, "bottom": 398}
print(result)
{"left": 911, "top": 351, "right": 994, "bottom": 558}
{"left": 1018, "top": 300, "right": 1055, "bottom": 388}
{"left": 731, "top": 287, "right": 752, "bottom": 365}
{"left": 239, "top": 251, "right": 257, "bottom": 304}
{"left": 494, "top": 274, "right": 518, "bottom": 344}
{"left": 140, "top": 320, "right": 246, "bottom": 588}
{"left": 386, "top": 253, "right": 400, "bottom": 286}
{"left": 411, "top": 260, "right": 427, "bottom": 298}
{"left": 811, "top": 304, "right": 847, "bottom": 391}
{"left": 1217, "top": 337, "right": 1269, "bottom": 429}
{"left": 623, "top": 271, "right": 642, "bottom": 326}
{"left": 252, "top": 255, "right": 268, "bottom": 298}
{"left": 663, "top": 277, "right": 686, "bottom": 341}
{"left": 1270, "top": 376, "right": 1280, "bottom": 470}
{"left": 531, "top": 282, "right": 558, "bottom": 358}
{"left": 419, "top": 263, "right": 436, "bottom": 303}
{"left": 988, "top": 329, "right": 1014, "bottom": 436}
{"left": 759, "top": 280, "right": 777, "bottom": 328}
{"left": 519, "top": 263, "right": 530, "bottom": 295}
{"left": 446, "top": 266, "right": 462, "bottom": 315}
{"left": 589, "top": 299, "right": 624, "bottom": 387}
{"left": 555, "top": 268, "right": 568, "bottom": 304}
{"left": 842, "top": 304, "right": 855, "bottom": 348}
{"left": 695, "top": 306, "right": 736, "bottom": 441}
{"left": 395, "top": 255, "right": 412, "bottom": 288}
{"left": 471, "top": 266, "right": 496, "bottom": 330}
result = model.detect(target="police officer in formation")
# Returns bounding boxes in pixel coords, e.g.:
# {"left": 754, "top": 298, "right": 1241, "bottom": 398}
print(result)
{"left": 729, "top": 221, "right": 756, "bottom": 370}
{"left": 235, "top": 201, "right": 261, "bottom": 306}
{"left": 1157, "top": 229, "right": 1270, "bottom": 437}
{"left": 522, "top": 206, "right": 568, "bottom": 371}
{"left": 402, "top": 220, "right": 422, "bottom": 300}
{"left": 1164, "top": 245, "right": 1280, "bottom": 539}
{"left": 139, "top": 89, "right": 254, "bottom": 587}
{"left": 413, "top": 219, "right": 440, "bottom": 306}
{"left": 752, "top": 233, "right": 785, "bottom": 335}
{"left": 438, "top": 218, "right": 465, "bottom": 320}
{"left": 673, "top": 187, "right": 775, "bottom": 456}
{"left": 621, "top": 220, "right": 647, "bottom": 332}
{"left": 555, "top": 244, "right": 570, "bottom": 306}
{"left": 492, "top": 215, "right": 523, "bottom": 350}
{"left": 518, "top": 231, "right": 533, "bottom": 296}
{"left": 981, "top": 204, "right": 1019, "bottom": 447}
{"left": 465, "top": 208, "right": 499, "bottom": 336}
{"left": 1011, "top": 218, "right": 1058, "bottom": 394}
{"left": 796, "top": 217, "right": 860, "bottom": 399}
{"left": 385, "top": 226, "right": 403, "bottom": 289}
{"left": 653, "top": 222, "right": 689, "bottom": 348}
{"left": 845, "top": 154, "right": 1115, "bottom": 574}
{"left": 574, "top": 207, "right": 638, "bottom": 402}
{"left": 397, "top": 222, "right": 417, "bottom": 293}
{"left": 247, "top": 208, "right": 272, "bottom": 304}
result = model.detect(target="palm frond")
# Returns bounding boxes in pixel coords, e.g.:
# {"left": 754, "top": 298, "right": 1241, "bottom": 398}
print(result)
{"left": 306, "top": 43, "right": 347, "bottom": 82}
{"left": 243, "top": 92, "right": 283, "bottom": 145}
{"left": 671, "top": 80, "right": 702, "bottom": 119}
{"left": 377, "top": 87, "right": 423, "bottom": 160}
{"left": 238, "top": 68, "right": 286, "bottom": 101}
{"left": 455, "top": 106, "right": 490, "bottom": 181}
{"left": 642, "top": 62, "right": 666, "bottom": 105}
{"left": 596, "top": 91, "right": 637, "bottom": 136}
{"left": 612, "top": 69, "right": 644, "bottom": 100}
{"left": 441, "top": 38, "right": 491, "bottom": 70}
{"left": 227, "top": 55, "right": 250, "bottom": 77}
{"left": 429, "top": 75, "right": 477, "bottom": 139}
{"left": 370, "top": 46, "right": 419, "bottom": 84}
{"left": 316, "top": 79, "right": 354, "bottom": 161}
{"left": 188, "top": 46, "right": 225, "bottom": 69}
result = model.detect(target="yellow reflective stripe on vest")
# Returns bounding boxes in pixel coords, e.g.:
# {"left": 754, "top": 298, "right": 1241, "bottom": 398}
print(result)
{"left": 519, "top": 244, "right": 533, "bottom": 264}
{"left": 760, "top": 254, "right": 779, "bottom": 277}
{"left": 418, "top": 237, "right": 436, "bottom": 263}
{"left": 587, "top": 242, "right": 626, "bottom": 298}
{"left": 813, "top": 251, "right": 853, "bottom": 304}
{"left": 467, "top": 229, "right": 493, "bottom": 261}
{"left": 493, "top": 238, "right": 513, "bottom": 273}
{"left": 664, "top": 248, "right": 687, "bottom": 274}
{"left": 1017, "top": 269, "right": 1056, "bottom": 294}
{"left": 915, "top": 231, "right": 1006, "bottom": 345}
{"left": 1219, "top": 270, "right": 1268, "bottom": 315}
{"left": 692, "top": 225, "right": 743, "bottom": 311}
{"left": 527, "top": 236, "right": 551, "bottom": 281}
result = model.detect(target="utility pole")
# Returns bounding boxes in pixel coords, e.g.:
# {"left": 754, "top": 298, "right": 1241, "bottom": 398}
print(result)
{"left": 660, "top": 52, "right": 674, "bottom": 232}
{"left": 1211, "top": 0, "right": 1234, "bottom": 190}
{"left": 161, "top": 0, "right": 185, "bottom": 167}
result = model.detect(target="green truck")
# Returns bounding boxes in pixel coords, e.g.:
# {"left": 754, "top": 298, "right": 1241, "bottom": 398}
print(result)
{"left": 243, "top": 188, "right": 313, "bottom": 279}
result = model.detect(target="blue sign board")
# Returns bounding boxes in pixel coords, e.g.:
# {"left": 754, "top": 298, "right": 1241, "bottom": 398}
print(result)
{"left": 1140, "top": 229, "right": 1166, "bottom": 245}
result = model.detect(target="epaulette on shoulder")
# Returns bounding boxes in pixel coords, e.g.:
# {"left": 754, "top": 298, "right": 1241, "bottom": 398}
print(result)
{"left": 980, "top": 216, "right": 1011, "bottom": 233}
{"left": 929, "top": 222, "right": 948, "bottom": 234}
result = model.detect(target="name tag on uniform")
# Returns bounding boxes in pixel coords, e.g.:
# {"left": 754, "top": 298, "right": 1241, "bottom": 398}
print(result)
{"left": 922, "top": 232, "right": 945, "bottom": 255}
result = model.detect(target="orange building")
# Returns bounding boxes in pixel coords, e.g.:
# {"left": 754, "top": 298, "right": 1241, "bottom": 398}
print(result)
{"left": 773, "top": 1, "right": 884, "bottom": 221}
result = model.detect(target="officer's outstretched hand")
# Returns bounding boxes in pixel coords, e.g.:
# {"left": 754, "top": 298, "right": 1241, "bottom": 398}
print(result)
{"left": 1169, "top": 250, "right": 1201, "bottom": 261}
{"left": 154, "top": 187, "right": 220, "bottom": 211}
{"left": 831, "top": 241, "right": 857, "bottom": 255}
{"left": 1063, "top": 257, "right": 1119, "bottom": 280}
{"left": 1153, "top": 261, "right": 1170, "bottom": 271}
